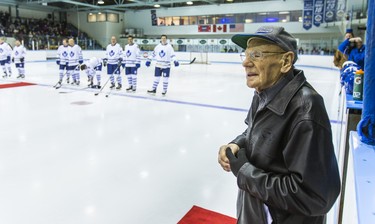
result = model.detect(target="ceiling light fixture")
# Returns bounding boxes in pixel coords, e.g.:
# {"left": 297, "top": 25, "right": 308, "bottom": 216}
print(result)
{"left": 154, "top": 4, "right": 160, "bottom": 7}
{"left": 226, "top": 0, "right": 233, "bottom": 2}
{"left": 186, "top": 1, "right": 193, "bottom": 5}
{"left": 98, "top": 0, "right": 104, "bottom": 4}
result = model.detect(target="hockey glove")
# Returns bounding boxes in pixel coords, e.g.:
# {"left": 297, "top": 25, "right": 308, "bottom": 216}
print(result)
{"left": 56, "top": 60, "right": 60, "bottom": 65}
{"left": 117, "top": 58, "right": 123, "bottom": 67}
{"left": 226, "top": 148, "right": 248, "bottom": 177}
{"left": 80, "top": 64, "right": 87, "bottom": 71}
{"left": 103, "top": 58, "right": 108, "bottom": 67}
{"left": 20, "top": 57, "right": 24, "bottom": 63}
{"left": 79, "top": 60, "right": 84, "bottom": 64}
{"left": 121, "top": 63, "right": 125, "bottom": 69}
{"left": 6, "top": 56, "right": 10, "bottom": 62}
{"left": 145, "top": 61, "right": 151, "bottom": 67}
{"left": 136, "top": 63, "right": 141, "bottom": 69}
{"left": 11, "top": 57, "right": 14, "bottom": 63}
{"left": 174, "top": 61, "right": 179, "bottom": 67}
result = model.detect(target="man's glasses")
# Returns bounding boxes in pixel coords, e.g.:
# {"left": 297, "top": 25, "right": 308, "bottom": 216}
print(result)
{"left": 240, "top": 50, "right": 286, "bottom": 62}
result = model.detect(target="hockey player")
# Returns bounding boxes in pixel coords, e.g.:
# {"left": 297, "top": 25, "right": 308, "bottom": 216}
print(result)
{"left": 56, "top": 39, "right": 70, "bottom": 85}
{"left": 5, "top": 40, "right": 12, "bottom": 77}
{"left": 104, "top": 36, "right": 123, "bottom": 90}
{"left": 12, "top": 40, "right": 26, "bottom": 78}
{"left": 0, "top": 37, "right": 11, "bottom": 78}
{"left": 67, "top": 38, "right": 83, "bottom": 85}
{"left": 123, "top": 35, "right": 141, "bottom": 92}
{"left": 146, "top": 34, "right": 179, "bottom": 95}
{"left": 80, "top": 57, "right": 103, "bottom": 88}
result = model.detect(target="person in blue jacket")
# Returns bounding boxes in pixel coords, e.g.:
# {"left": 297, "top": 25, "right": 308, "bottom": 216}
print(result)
{"left": 339, "top": 36, "right": 365, "bottom": 70}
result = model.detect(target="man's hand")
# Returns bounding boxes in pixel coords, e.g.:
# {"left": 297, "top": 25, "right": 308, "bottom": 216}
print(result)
{"left": 225, "top": 148, "right": 248, "bottom": 177}
{"left": 218, "top": 143, "right": 240, "bottom": 172}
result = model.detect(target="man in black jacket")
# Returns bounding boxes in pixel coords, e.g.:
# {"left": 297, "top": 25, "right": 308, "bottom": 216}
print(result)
{"left": 218, "top": 26, "right": 340, "bottom": 224}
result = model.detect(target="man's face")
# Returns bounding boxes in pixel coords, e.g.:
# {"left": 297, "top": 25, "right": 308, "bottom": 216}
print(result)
{"left": 128, "top": 37, "right": 133, "bottom": 45}
{"left": 111, "top": 36, "right": 116, "bottom": 45}
{"left": 68, "top": 39, "right": 74, "bottom": 46}
{"left": 242, "top": 38, "right": 287, "bottom": 92}
{"left": 63, "top": 40, "right": 68, "bottom": 46}
{"left": 15, "top": 40, "right": 20, "bottom": 46}
{"left": 356, "top": 40, "right": 363, "bottom": 48}
{"left": 161, "top": 36, "right": 167, "bottom": 44}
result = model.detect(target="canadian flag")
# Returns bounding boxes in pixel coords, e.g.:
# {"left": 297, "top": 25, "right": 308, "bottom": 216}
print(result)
{"left": 212, "top": 24, "right": 227, "bottom": 33}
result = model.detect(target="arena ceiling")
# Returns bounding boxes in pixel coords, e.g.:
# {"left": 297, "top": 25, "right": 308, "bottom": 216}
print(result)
{"left": 1, "top": 0, "right": 269, "bottom": 12}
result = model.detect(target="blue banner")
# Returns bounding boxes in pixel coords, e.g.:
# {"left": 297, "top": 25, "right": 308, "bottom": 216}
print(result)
{"left": 314, "top": 0, "right": 325, "bottom": 27}
{"left": 324, "top": 0, "right": 337, "bottom": 22}
{"left": 303, "top": 0, "right": 314, "bottom": 30}
{"left": 336, "top": 0, "right": 347, "bottom": 20}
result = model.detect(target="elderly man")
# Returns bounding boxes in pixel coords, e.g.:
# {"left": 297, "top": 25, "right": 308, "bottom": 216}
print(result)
{"left": 218, "top": 26, "right": 340, "bottom": 224}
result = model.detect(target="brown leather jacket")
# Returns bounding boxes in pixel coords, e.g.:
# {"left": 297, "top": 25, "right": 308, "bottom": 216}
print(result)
{"left": 231, "top": 69, "right": 340, "bottom": 224}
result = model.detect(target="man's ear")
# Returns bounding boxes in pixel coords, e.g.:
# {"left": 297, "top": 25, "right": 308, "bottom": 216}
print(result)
{"left": 280, "top": 52, "right": 294, "bottom": 73}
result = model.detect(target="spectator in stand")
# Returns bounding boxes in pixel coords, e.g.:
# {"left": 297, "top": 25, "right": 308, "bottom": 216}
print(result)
{"left": 338, "top": 29, "right": 355, "bottom": 55}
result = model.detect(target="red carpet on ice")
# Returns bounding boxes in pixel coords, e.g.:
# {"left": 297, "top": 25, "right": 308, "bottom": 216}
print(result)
{"left": 178, "top": 205, "right": 236, "bottom": 224}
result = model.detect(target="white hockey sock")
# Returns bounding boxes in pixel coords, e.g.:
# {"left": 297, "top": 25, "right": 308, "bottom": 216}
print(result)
{"left": 131, "top": 74, "right": 137, "bottom": 89}
{"left": 152, "top": 76, "right": 161, "bottom": 90}
{"left": 162, "top": 77, "right": 169, "bottom": 92}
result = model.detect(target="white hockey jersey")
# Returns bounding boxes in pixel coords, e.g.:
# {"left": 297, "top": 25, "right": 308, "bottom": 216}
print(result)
{"left": 13, "top": 45, "right": 26, "bottom": 63}
{"left": 67, "top": 44, "right": 83, "bottom": 66}
{"left": 123, "top": 43, "right": 141, "bottom": 67}
{"left": 106, "top": 43, "right": 123, "bottom": 65}
{"left": 5, "top": 43, "right": 12, "bottom": 57}
{"left": 0, "top": 42, "right": 11, "bottom": 61}
{"left": 57, "top": 45, "right": 70, "bottom": 64}
{"left": 148, "top": 43, "right": 177, "bottom": 68}
{"left": 84, "top": 57, "right": 102, "bottom": 77}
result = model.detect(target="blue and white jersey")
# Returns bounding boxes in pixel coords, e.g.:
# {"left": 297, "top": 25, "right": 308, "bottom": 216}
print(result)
{"left": 57, "top": 45, "right": 70, "bottom": 64}
{"left": 148, "top": 43, "right": 177, "bottom": 68}
{"left": 5, "top": 43, "right": 12, "bottom": 57}
{"left": 67, "top": 44, "right": 83, "bottom": 66}
{"left": 84, "top": 57, "right": 102, "bottom": 76}
{"left": 106, "top": 43, "right": 123, "bottom": 65}
{"left": 13, "top": 45, "right": 26, "bottom": 63}
{"left": 123, "top": 43, "right": 141, "bottom": 67}
{"left": 0, "top": 42, "right": 11, "bottom": 61}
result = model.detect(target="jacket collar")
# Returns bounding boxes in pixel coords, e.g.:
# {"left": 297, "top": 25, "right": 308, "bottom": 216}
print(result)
{"left": 266, "top": 69, "right": 306, "bottom": 116}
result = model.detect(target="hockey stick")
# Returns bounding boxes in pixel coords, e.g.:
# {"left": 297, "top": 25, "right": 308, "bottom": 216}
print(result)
{"left": 94, "top": 64, "right": 122, "bottom": 96}
{"left": 180, "top": 57, "right": 196, "bottom": 65}
{"left": 54, "top": 64, "right": 79, "bottom": 89}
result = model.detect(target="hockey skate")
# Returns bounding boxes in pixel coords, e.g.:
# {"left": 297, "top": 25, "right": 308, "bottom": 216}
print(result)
{"left": 147, "top": 89, "right": 156, "bottom": 94}
{"left": 126, "top": 86, "right": 133, "bottom": 91}
{"left": 66, "top": 77, "right": 70, "bottom": 84}
{"left": 162, "top": 91, "right": 167, "bottom": 96}
{"left": 109, "top": 82, "right": 116, "bottom": 89}
{"left": 16, "top": 74, "right": 22, "bottom": 79}
{"left": 116, "top": 84, "right": 122, "bottom": 90}
{"left": 2, "top": 73, "right": 7, "bottom": 78}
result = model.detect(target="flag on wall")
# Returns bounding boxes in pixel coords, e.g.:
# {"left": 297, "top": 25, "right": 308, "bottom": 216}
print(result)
{"left": 336, "top": 0, "right": 346, "bottom": 20}
{"left": 213, "top": 24, "right": 227, "bottom": 33}
{"left": 303, "top": 0, "right": 313, "bottom": 30}
{"left": 313, "top": 0, "right": 325, "bottom": 27}
{"left": 229, "top": 24, "right": 244, "bottom": 32}
{"left": 324, "top": 0, "right": 337, "bottom": 22}
{"left": 151, "top": 10, "right": 157, "bottom": 26}
{"left": 198, "top": 25, "right": 211, "bottom": 32}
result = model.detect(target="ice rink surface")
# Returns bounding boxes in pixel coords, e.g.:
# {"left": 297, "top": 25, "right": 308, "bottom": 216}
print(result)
{"left": 0, "top": 60, "right": 341, "bottom": 224}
